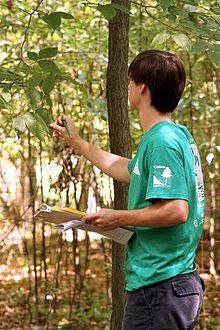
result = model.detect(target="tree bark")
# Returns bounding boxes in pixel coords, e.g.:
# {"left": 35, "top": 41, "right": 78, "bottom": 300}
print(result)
{"left": 106, "top": 1, "right": 131, "bottom": 329}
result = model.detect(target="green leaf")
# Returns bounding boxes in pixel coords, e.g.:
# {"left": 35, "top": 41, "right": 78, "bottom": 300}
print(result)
{"left": 208, "top": 46, "right": 220, "bottom": 63}
{"left": 38, "top": 60, "right": 61, "bottom": 74}
{"left": 27, "top": 51, "right": 38, "bottom": 61}
{"left": 19, "top": 62, "right": 33, "bottom": 74}
{"left": 0, "top": 69, "right": 17, "bottom": 82}
{"left": 172, "top": 34, "right": 190, "bottom": 50}
{"left": 166, "top": 13, "right": 176, "bottom": 22}
{"left": 211, "top": 7, "right": 220, "bottom": 15}
{"left": 25, "top": 87, "right": 42, "bottom": 109}
{"left": 111, "top": 3, "right": 130, "bottom": 14}
{"left": 36, "top": 107, "right": 53, "bottom": 136}
{"left": 28, "top": 73, "right": 43, "bottom": 88}
{"left": 45, "top": 95, "right": 52, "bottom": 107}
{"left": 56, "top": 12, "right": 74, "bottom": 19}
{"left": 168, "top": 6, "right": 186, "bottom": 16}
{"left": 39, "top": 47, "right": 58, "bottom": 59}
{"left": 191, "top": 41, "right": 209, "bottom": 53}
{"left": 42, "top": 13, "right": 61, "bottom": 30}
{"left": 42, "top": 73, "right": 56, "bottom": 94}
{"left": 24, "top": 112, "right": 48, "bottom": 141}
{"left": 159, "top": 0, "right": 171, "bottom": 10}
{"left": 2, "top": 91, "right": 11, "bottom": 102}
{"left": 97, "top": 4, "right": 117, "bottom": 21}
{"left": 36, "top": 107, "right": 51, "bottom": 127}
{"left": 12, "top": 116, "right": 26, "bottom": 132}
{"left": 151, "top": 32, "right": 170, "bottom": 46}
{"left": 0, "top": 94, "right": 11, "bottom": 109}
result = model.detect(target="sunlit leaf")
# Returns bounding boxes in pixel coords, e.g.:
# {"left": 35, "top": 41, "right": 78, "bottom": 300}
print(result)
{"left": 12, "top": 116, "right": 26, "bottom": 132}
{"left": 151, "top": 32, "right": 170, "bottom": 46}
{"left": 172, "top": 33, "right": 190, "bottom": 50}
{"left": 0, "top": 94, "right": 11, "bottom": 109}
{"left": 39, "top": 47, "right": 58, "bottom": 59}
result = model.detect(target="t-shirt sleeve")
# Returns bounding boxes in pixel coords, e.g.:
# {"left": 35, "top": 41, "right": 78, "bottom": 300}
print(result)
{"left": 145, "top": 146, "right": 188, "bottom": 202}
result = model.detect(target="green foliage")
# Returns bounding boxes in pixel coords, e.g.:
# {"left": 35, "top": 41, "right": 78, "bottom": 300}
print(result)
{"left": 42, "top": 11, "right": 74, "bottom": 30}
{"left": 97, "top": 3, "right": 130, "bottom": 21}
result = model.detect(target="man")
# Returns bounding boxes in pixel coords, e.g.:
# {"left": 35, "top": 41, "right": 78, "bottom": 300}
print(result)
{"left": 50, "top": 50, "right": 205, "bottom": 330}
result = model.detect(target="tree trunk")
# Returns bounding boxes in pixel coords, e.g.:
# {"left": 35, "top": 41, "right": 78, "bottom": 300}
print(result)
{"left": 106, "top": 1, "right": 131, "bottom": 329}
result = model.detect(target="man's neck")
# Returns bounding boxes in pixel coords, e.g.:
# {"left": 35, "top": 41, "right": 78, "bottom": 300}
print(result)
{"left": 139, "top": 105, "right": 172, "bottom": 133}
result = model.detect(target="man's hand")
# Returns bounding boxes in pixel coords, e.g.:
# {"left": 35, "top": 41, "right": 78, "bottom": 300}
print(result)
{"left": 50, "top": 115, "right": 80, "bottom": 145}
{"left": 82, "top": 209, "right": 120, "bottom": 231}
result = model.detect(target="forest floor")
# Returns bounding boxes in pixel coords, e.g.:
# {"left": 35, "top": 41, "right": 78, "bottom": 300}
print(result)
{"left": 0, "top": 240, "right": 220, "bottom": 330}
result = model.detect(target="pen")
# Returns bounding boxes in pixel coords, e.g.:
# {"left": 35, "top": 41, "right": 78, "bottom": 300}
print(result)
{"left": 61, "top": 116, "right": 71, "bottom": 137}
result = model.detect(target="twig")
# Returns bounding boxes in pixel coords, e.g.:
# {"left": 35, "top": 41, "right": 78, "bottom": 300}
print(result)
{"left": 20, "top": 0, "right": 44, "bottom": 61}
{"left": 0, "top": 224, "right": 17, "bottom": 244}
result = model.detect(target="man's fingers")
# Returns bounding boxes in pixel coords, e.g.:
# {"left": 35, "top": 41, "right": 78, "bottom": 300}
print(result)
{"left": 50, "top": 122, "right": 64, "bottom": 133}
{"left": 82, "top": 213, "right": 98, "bottom": 223}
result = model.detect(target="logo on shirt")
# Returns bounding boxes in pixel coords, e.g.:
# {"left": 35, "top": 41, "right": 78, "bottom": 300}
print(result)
{"left": 153, "top": 166, "right": 172, "bottom": 188}
{"left": 190, "top": 143, "right": 205, "bottom": 208}
{"left": 133, "top": 159, "right": 140, "bottom": 176}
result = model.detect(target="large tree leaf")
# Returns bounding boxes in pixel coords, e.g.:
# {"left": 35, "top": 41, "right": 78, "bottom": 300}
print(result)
{"left": 25, "top": 87, "right": 42, "bottom": 109}
{"left": 28, "top": 73, "right": 43, "bottom": 88}
{"left": 111, "top": 3, "right": 130, "bottom": 14}
{"left": 151, "top": 32, "right": 170, "bottom": 46}
{"left": 208, "top": 46, "right": 220, "bottom": 63}
{"left": 36, "top": 107, "right": 53, "bottom": 136}
{"left": 159, "top": 0, "right": 171, "bottom": 10}
{"left": 27, "top": 51, "right": 38, "bottom": 61}
{"left": 36, "top": 107, "right": 51, "bottom": 127}
{"left": 0, "top": 94, "right": 11, "bottom": 109}
{"left": 56, "top": 12, "right": 74, "bottom": 19}
{"left": 42, "top": 13, "right": 61, "bottom": 30}
{"left": 12, "top": 116, "right": 26, "bottom": 132}
{"left": 172, "top": 33, "right": 190, "bottom": 50}
{"left": 42, "top": 73, "right": 56, "bottom": 94}
{"left": 38, "top": 60, "right": 61, "bottom": 74}
{"left": 211, "top": 7, "right": 220, "bottom": 15}
{"left": 39, "top": 47, "right": 58, "bottom": 59}
{"left": 24, "top": 112, "right": 49, "bottom": 141}
{"left": 97, "top": 4, "right": 116, "bottom": 21}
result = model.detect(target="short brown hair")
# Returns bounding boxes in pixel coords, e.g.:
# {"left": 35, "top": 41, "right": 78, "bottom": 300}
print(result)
{"left": 128, "top": 50, "right": 186, "bottom": 114}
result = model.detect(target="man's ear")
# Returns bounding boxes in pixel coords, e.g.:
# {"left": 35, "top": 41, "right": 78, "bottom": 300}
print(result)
{"left": 139, "top": 83, "right": 147, "bottom": 94}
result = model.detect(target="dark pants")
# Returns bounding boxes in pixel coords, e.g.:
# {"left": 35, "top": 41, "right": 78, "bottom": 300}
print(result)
{"left": 123, "top": 271, "right": 204, "bottom": 330}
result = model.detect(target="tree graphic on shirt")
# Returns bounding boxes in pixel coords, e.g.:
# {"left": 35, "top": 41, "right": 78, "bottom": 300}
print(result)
{"left": 162, "top": 167, "right": 172, "bottom": 186}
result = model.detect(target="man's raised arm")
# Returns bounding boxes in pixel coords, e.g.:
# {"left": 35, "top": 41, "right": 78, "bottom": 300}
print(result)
{"left": 50, "top": 115, "right": 131, "bottom": 184}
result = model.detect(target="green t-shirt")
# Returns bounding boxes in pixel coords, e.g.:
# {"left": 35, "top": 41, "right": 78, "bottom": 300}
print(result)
{"left": 126, "top": 121, "right": 205, "bottom": 291}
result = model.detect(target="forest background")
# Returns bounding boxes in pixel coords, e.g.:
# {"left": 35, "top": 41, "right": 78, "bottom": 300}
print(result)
{"left": 0, "top": 0, "right": 219, "bottom": 329}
